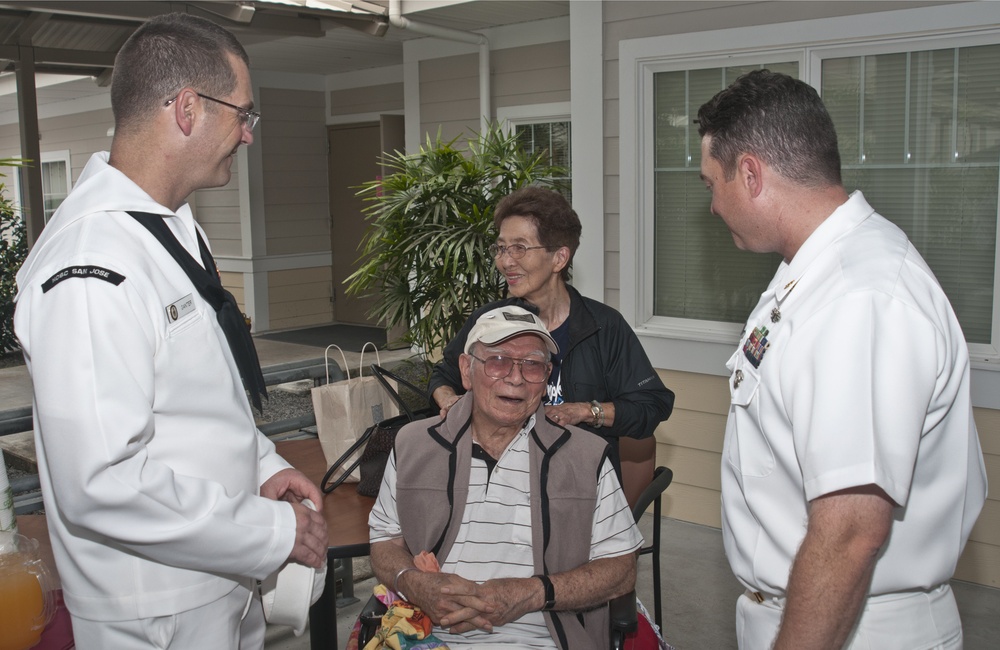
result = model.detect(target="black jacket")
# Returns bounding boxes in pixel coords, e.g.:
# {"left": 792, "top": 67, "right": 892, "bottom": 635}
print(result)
{"left": 428, "top": 285, "right": 675, "bottom": 468}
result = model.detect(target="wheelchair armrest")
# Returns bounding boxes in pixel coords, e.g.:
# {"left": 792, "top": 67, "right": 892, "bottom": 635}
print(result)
{"left": 358, "top": 593, "right": 389, "bottom": 647}
{"left": 609, "top": 589, "right": 638, "bottom": 635}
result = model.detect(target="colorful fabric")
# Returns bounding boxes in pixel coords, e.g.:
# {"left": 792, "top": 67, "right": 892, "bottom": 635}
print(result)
{"left": 361, "top": 584, "right": 449, "bottom": 650}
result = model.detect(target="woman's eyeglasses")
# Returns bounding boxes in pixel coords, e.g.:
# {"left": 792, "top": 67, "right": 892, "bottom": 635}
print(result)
{"left": 488, "top": 243, "right": 553, "bottom": 259}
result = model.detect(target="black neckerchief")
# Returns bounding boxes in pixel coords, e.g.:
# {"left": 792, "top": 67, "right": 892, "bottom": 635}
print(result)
{"left": 127, "top": 211, "right": 267, "bottom": 413}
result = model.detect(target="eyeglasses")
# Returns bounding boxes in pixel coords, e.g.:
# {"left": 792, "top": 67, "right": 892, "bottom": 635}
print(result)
{"left": 165, "top": 93, "right": 261, "bottom": 131}
{"left": 469, "top": 354, "right": 551, "bottom": 384}
{"left": 489, "top": 243, "right": 553, "bottom": 259}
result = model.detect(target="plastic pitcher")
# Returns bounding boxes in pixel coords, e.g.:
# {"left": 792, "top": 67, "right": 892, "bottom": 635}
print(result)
{"left": 0, "top": 534, "right": 56, "bottom": 650}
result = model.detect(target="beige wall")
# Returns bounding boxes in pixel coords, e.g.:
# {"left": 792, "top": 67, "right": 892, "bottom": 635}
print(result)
{"left": 220, "top": 270, "right": 245, "bottom": 309}
{"left": 258, "top": 86, "right": 333, "bottom": 330}
{"left": 193, "top": 173, "right": 242, "bottom": 257}
{"left": 267, "top": 267, "right": 333, "bottom": 331}
{"left": 420, "top": 40, "right": 571, "bottom": 145}
{"left": 260, "top": 87, "right": 329, "bottom": 257}
{"left": 329, "top": 82, "right": 403, "bottom": 118}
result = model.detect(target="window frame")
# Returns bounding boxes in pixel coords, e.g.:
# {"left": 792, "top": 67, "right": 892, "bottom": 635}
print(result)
{"left": 619, "top": 2, "right": 1000, "bottom": 406}
{"left": 497, "top": 102, "right": 572, "bottom": 191}
{"left": 12, "top": 149, "right": 72, "bottom": 224}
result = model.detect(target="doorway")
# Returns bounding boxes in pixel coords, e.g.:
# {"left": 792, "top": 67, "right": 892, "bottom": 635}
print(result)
{"left": 327, "top": 116, "right": 403, "bottom": 327}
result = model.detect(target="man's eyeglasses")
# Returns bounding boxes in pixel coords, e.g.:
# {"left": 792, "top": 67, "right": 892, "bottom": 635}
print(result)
{"left": 165, "top": 93, "right": 260, "bottom": 131}
{"left": 469, "top": 354, "right": 551, "bottom": 384}
{"left": 488, "top": 243, "right": 553, "bottom": 259}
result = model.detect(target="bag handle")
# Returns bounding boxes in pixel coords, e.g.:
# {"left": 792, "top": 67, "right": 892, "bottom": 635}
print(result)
{"left": 358, "top": 342, "right": 382, "bottom": 377}
{"left": 370, "top": 364, "right": 435, "bottom": 422}
{"left": 321, "top": 423, "right": 374, "bottom": 493}
{"left": 323, "top": 345, "right": 350, "bottom": 384}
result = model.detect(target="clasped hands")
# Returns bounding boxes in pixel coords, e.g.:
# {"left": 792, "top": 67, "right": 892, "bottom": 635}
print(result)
{"left": 261, "top": 468, "right": 329, "bottom": 570}
{"left": 400, "top": 570, "right": 542, "bottom": 634}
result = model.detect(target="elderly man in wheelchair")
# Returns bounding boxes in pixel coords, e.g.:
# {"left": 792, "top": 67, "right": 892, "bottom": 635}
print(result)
{"left": 367, "top": 305, "right": 642, "bottom": 649}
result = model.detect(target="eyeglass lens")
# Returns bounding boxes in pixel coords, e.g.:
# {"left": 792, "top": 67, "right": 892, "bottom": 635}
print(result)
{"left": 197, "top": 93, "right": 260, "bottom": 131}
{"left": 490, "top": 244, "right": 531, "bottom": 259}
{"left": 479, "top": 355, "right": 550, "bottom": 383}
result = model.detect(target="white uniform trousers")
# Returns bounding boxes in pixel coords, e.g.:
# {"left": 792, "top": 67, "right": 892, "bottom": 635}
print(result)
{"left": 736, "top": 583, "right": 962, "bottom": 650}
{"left": 69, "top": 581, "right": 266, "bottom": 650}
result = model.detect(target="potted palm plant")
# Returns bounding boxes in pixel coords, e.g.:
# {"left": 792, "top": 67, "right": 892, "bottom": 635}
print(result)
{"left": 346, "top": 123, "right": 565, "bottom": 355}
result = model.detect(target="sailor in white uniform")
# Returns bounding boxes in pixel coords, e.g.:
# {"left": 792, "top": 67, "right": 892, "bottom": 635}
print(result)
{"left": 697, "top": 70, "right": 987, "bottom": 649}
{"left": 14, "top": 14, "right": 327, "bottom": 649}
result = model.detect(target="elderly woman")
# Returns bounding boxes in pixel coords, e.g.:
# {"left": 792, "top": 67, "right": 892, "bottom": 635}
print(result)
{"left": 428, "top": 186, "right": 674, "bottom": 471}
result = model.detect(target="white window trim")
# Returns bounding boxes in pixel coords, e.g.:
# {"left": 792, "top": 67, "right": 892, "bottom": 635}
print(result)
{"left": 619, "top": 2, "right": 1000, "bottom": 408}
{"left": 496, "top": 102, "right": 570, "bottom": 129}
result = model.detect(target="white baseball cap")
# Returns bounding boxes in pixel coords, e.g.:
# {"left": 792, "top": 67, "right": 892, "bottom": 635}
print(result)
{"left": 465, "top": 305, "right": 558, "bottom": 355}
{"left": 260, "top": 499, "right": 327, "bottom": 636}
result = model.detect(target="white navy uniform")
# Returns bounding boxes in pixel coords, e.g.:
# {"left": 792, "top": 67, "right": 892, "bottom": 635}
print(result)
{"left": 721, "top": 191, "right": 987, "bottom": 649}
{"left": 14, "top": 153, "right": 297, "bottom": 636}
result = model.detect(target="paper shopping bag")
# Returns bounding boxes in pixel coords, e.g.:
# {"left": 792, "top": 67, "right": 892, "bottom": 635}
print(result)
{"left": 311, "top": 343, "right": 400, "bottom": 481}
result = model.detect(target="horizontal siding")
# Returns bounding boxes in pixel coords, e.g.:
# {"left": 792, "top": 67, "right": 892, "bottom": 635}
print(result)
{"left": 657, "top": 369, "right": 1000, "bottom": 588}
{"left": 267, "top": 266, "right": 332, "bottom": 331}
{"left": 259, "top": 87, "right": 329, "bottom": 258}
{"left": 492, "top": 41, "right": 570, "bottom": 107}
{"left": 329, "top": 82, "right": 403, "bottom": 117}
{"left": 219, "top": 271, "right": 245, "bottom": 310}
{"left": 419, "top": 41, "right": 571, "bottom": 146}
{"left": 655, "top": 369, "right": 726, "bottom": 526}
{"left": 955, "top": 540, "right": 1000, "bottom": 587}
{"left": 420, "top": 53, "right": 478, "bottom": 143}
{"left": 971, "top": 407, "right": 1000, "bottom": 588}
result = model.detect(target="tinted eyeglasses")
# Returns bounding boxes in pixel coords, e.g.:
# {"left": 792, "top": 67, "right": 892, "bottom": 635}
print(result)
{"left": 469, "top": 354, "right": 551, "bottom": 383}
{"left": 488, "top": 243, "right": 553, "bottom": 259}
{"left": 165, "top": 93, "right": 261, "bottom": 131}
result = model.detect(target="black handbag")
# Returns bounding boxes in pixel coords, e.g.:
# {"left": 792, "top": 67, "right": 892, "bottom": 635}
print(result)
{"left": 321, "top": 364, "right": 435, "bottom": 496}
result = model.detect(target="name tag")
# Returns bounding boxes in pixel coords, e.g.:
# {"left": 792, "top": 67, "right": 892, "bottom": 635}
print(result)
{"left": 165, "top": 294, "right": 196, "bottom": 322}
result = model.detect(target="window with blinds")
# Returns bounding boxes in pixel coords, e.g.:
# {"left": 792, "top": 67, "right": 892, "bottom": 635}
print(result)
{"left": 823, "top": 44, "right": 1000, "bottom": 345}
{"left": 652, "top": 62, "right": 795, "bottom": 323}
{"left": 40, "top": 158, "right": 69, "bottom": 223}
{"left": 514, "top": 120, "right": 572, "bottom": 202}
{"left": 651, "top": 44, "right": 1000, "bottom": 347}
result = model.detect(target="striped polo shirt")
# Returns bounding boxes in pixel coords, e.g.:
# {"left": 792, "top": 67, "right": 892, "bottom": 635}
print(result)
{"left": 369, "top": 414, "right": 643, "bottom": 648}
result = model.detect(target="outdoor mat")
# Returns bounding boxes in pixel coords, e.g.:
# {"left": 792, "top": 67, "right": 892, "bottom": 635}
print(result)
{"left": 256, "top": 324, "right": 387, "bottom": 351}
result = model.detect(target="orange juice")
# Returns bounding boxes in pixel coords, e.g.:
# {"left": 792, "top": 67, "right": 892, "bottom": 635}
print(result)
{"left": 0, "top": 560, "right": 45, "bottom": 650}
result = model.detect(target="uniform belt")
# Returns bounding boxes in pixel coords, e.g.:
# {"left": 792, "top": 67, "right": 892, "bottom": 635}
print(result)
{"left": 745, "top": 588, "right": 785, "bottom": 605}
{"left": 746, "top": 584, "right": 946, "bottom": 606}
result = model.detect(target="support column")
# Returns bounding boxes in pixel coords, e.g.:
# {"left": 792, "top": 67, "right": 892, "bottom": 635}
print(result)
{"left": 570, "top": 0, "right": 604, "bottom": 300}
{"left": 15, "top": 47, "right": 44, "bottom": 246}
